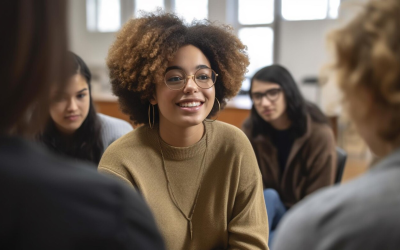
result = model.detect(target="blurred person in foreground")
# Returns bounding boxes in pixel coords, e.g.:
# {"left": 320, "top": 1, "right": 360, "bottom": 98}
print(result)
{"left": 99, "top": 11, "right": 269, "bottom": 250}
{"left": 242, "top": 65, "right": 336, "bottom": 247}
{"left": 273, "top": 0, "right": 400, "bottom": 249}
{"left": 0, "top": 1, "right": 164, "bottom": 249}
{"left": 38, "top": 52, "right": 132, "bottom": 165}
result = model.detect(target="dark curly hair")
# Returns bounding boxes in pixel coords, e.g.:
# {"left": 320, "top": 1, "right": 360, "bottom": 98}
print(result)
{"left": 107, "top": 11, "right": 249, "bottom": 125}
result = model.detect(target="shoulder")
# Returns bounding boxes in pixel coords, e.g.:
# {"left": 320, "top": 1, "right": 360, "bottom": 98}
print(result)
{"left": 306, "top": 120, "right": 335, "bottom": 150}
{"left": 309, "top": 120, "right": 334, "bottom": 140}
{"left": 98, "top": 113, "right": 134, "bottom": 148}
{"left": 103, "top": 124, "right": 147, "bottom": 152}
{"left": 0, "top": 137, "right": 142, "bottom": 213}
{"left": 208, "top": 121, "right": 261, "bottom": 188}
{"left": 274, "top": 167, "right": 400, "bottom": 249}
{"left": 211, "top": 120, "right": 251, "bottom": 145}
{"left": 98, "top": 113, "right": 133, "bottom": 132}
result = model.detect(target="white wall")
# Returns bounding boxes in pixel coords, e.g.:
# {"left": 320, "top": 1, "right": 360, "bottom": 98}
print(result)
{"left": 68, "top": 0, "right": 116, "bottom": 67}
{"left": 276, "top": 19, "right": 337, "bottom": 103}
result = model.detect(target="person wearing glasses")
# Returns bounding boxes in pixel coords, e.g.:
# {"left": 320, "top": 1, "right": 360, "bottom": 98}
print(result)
{"left": 242, "top": 65, "right": 336, "bottom": 246}
{"left": 98, "top": 12, "right": 269, "bottom": 250}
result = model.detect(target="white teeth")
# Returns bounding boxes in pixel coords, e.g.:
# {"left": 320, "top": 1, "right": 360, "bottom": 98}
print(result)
{"left": 179, "top": 102, "right": 201, "bottom": 107}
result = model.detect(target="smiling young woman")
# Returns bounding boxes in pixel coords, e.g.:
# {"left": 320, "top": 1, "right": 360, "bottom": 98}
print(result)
{"left": 98, "top": 11, "right": 269, "bottom": 250}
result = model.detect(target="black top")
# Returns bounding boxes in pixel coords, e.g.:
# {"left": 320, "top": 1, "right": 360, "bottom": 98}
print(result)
{"left": 0, "top": 135, "right": 165, "bottom": 250}
{"left": 270, "top": 127, "right": 296, "bottom": 173}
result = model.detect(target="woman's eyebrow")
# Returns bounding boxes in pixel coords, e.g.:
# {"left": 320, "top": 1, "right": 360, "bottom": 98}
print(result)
{"left": 165, "top": 66, "right": 183, "bottom": 72}
{"left": 76, "top": 88, "right": 88, "bottom": 94}
{"left": 195, "top": 65, "right": 210, "bottom": 70}
{"left": 165, "top": 65, "right": 211, "bottom": 73}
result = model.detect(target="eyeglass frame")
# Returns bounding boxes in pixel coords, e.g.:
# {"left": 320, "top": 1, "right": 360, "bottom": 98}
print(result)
{"left": 251, "top": 88, "right": 282, "bottom": 104}
{"left": 163, "top": 67, "right": 219, "bottom": 91}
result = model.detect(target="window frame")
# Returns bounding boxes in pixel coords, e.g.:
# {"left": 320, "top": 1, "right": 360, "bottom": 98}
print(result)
{"left": 226, "top": 0, "right": 280, "bottom": 94}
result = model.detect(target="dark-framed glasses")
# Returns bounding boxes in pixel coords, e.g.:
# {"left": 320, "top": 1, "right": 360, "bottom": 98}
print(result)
{"left": 251, "top": 88, "right": 282, "bottom": 104}
{"left": 164, "top": 68, "right": 218, "bottom": 90}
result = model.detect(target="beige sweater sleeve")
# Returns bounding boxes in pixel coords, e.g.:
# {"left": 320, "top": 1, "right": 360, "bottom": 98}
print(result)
{"left": 227, "top": 177, "right": 269, "bottom": 250}
{"left": 98, "top": 144, "right": 137, "bottom": 188}
{"left": 226, "top": 130, "right": 270, "bottom": 250}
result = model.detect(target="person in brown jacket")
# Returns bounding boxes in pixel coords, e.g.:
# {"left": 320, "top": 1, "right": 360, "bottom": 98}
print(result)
{"left": 242, "top": 64, "right": 337, "bottom": 247}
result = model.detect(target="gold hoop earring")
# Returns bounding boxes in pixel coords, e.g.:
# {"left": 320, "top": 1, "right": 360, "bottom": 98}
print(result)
{"left": 148, "top": 104, "right": 155, "bottom": 128}
{"left": 205, "top": 98, "right": 221, "bottom": 122}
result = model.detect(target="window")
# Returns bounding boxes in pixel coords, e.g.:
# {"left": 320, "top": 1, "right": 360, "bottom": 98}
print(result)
{"left": 174, "top": 0, "right": 208, "bottom": 23}
{"left": 239, "top": 28, "right": 274, "bottom": 78}
{"left": 134, "top": 0, "right": 164, "bottom": 17}
{"left": 282, "top": 0, "right": 341, "bottom": 21}
{"left": 235, "top": 0, "right": 275, "bottom": 93}
{"left": 87, "top": 0, "right": 209, "bottom": 32}
{"left": 86, "top": 0, "right": 121, "bottom": 32}
{"left": 329, "top": 0, "right": 341, "bottom": 19}
{"left": 238, "top": 0, "right": 274, "bottom": 25}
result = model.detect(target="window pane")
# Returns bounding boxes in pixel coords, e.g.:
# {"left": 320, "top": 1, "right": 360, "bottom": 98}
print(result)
{"left": 238, "top": 27, "right": 274, "bottom": 78}
{"left": 282, "top": 0, "right": 328, "bottom": 21}
{"left": 329, "top": 0, "right": 341, "bottom": 19}
{"left": 238, "top": 0, "right": 274, "bottom": 25}
{"left": 135, "top": 0, "right": 164, "bottom": 17}
{"left": 97, "top": 0, "right": 121, "bottom": 32}
{"left": 86, "top": 0, "right": 97, "bottom": 32}
{"left": 241, "top": 78, "right": 251, "bottom": 92}
{"left": 175, "top": 0, "right": 208, "bottom": 23}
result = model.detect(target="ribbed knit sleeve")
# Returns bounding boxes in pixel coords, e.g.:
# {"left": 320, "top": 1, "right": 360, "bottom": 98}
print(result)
{"left": 98, "top": 113, "right": 133, "bottom": 153}
{"left": 219, "top": 124, "right": 269, "bottom": 250}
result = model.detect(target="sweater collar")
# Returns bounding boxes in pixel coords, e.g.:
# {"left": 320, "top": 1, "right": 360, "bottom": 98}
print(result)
{"left": 149, "top": 122, "right": 210, "bottom": 161}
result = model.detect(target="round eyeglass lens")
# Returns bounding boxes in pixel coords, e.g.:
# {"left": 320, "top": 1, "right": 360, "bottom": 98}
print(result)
{"left": 164, "top": 69, "right": 186, "bottom": 90}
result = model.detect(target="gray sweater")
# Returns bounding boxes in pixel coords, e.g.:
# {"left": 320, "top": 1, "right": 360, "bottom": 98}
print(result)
{"left": 98, "top": 113, "right": 133, "bottom": 153}
{"left": 273, "top": 148, "right": 400, "bottom": 250}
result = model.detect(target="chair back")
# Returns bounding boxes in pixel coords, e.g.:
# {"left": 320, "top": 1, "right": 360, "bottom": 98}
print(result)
{"left": 335, "top": 147, "right": 347, "bottom": 184}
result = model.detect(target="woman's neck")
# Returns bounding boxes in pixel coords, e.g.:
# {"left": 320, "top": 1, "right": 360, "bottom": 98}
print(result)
{"left": 270, "top": 112, "right": 292, "bottom": 130}
{"left": 158, "top": 119, "right": 205, "bottom": 147}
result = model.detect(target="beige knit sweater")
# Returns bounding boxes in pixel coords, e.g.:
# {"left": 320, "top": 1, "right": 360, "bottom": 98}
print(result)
{"left": 98, "top": 121, "right": 269, "bottom": 250}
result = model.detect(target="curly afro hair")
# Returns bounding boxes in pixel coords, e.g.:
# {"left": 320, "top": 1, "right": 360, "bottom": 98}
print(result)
{"left": 107, "top": 11, "right": 249, "bottom": 125}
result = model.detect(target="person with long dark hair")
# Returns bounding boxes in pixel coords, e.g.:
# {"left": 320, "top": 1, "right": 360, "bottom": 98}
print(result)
{"left": 242, "top": 64, "right": 337, "bottom": 246}
{"left": 39, "top": 52, "right": 133, "bottom": 165}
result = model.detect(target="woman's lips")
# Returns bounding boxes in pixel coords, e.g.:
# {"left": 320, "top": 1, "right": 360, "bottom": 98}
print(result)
{"left": 65, "top": 115, "right": 81, "bottom": 121}
{"left": 176, "top": 101, "right": 204, "bottom": 112}
{"left": 262, "top": 110, "right": 274, "bottom": 116}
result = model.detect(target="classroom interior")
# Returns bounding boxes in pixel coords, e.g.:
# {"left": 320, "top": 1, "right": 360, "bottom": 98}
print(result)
{"left": 68, "top": 0, "right": 370, "bottom": 182}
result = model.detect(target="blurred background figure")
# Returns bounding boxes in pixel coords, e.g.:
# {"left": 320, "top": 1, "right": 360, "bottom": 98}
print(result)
{"left": 0, "top": 0, "right": 164, "bottom": 249}
{"left": 38, "top": 52, "right": 132, "bottom": 165}
{"left": 243, "top": 64, "right": 336, "bottom": 247}
{"left": 273, "top": 0, "right": 400, "bottom": 249}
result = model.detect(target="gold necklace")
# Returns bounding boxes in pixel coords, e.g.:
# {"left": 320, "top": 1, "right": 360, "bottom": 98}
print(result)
{"left": 156, "top": 131, "right": 208, "bottom": 240}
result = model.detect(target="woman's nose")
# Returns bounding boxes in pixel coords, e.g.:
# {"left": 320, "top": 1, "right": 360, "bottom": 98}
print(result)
{"left": 183, "top": 76, "right": 199, "bottom": 93}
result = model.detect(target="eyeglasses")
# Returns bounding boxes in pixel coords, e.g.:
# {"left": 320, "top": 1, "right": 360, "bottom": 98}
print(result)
{"left": 251, "top": 88, "right": 282, "bottom": 104}
{"left": 164, "top": 68, "right": 218, "bottom": 90}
